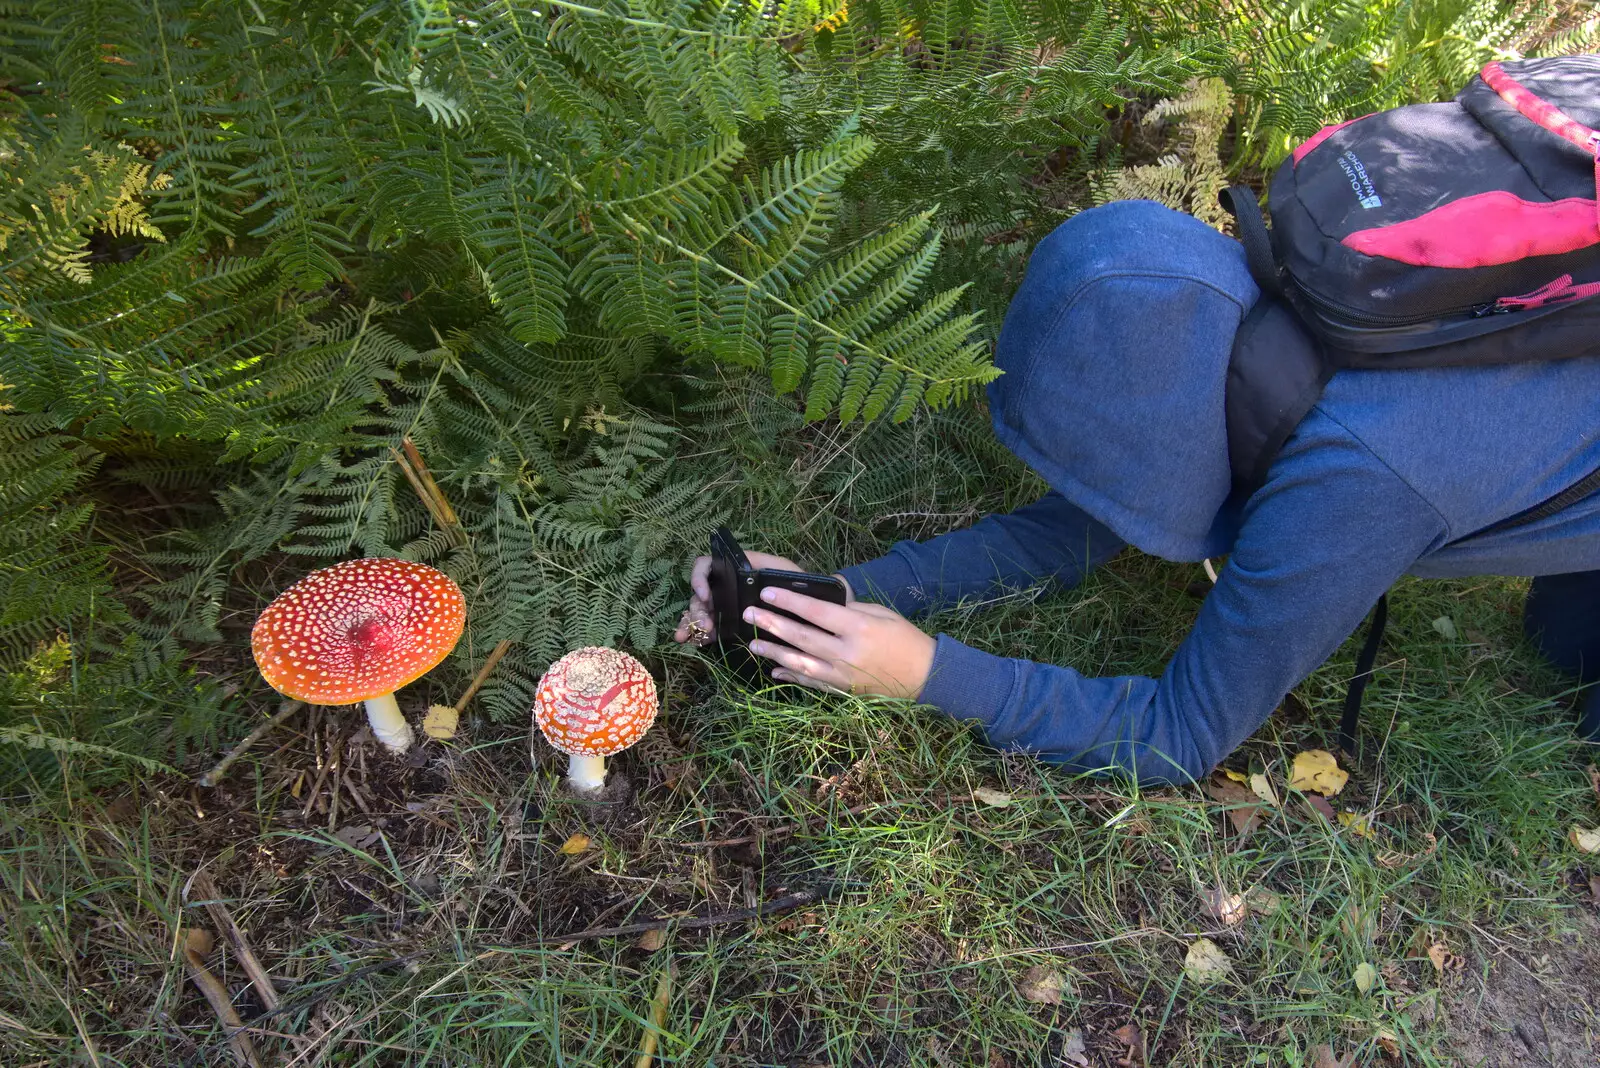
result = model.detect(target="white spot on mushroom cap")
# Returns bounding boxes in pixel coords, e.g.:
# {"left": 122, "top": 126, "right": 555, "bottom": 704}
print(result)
{"left": 531, "top": 646, "right": 659, "bottom": 757}
{"left": 250, "top": 558, "right": 466, "bottom": 705}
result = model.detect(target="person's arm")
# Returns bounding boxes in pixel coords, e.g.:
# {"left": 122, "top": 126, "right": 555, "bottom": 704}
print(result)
{"left": 918, "top": 432, "right": 1449, "bottom": 785}
{"left": 837, "top": 491, "right": 1126, "bottom": 618}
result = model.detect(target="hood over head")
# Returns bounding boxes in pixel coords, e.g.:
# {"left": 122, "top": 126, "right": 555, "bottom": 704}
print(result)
{"left": 987, "top": 200, "right": 1260, "bottom": 561}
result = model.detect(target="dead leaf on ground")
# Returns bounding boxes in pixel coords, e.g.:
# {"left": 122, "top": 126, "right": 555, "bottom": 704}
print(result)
{"left": 1589, "top": 875, "right": 1600, "bottom": 906}
{"left": 636, "top": 928, "right": 666, "bottom": 952}
{"left": 1183, "top": 937, "right": 1232, "bottom": 983}
{"left": 421, "top": 704, "right": 458, "bottom": 739}
{"left": 333, "top": 824, "right": 381, "bottom": 850}
{"left": 1353, "top": 960, "right": 1377, "bottom": 995}
{"left": 1569, "top": 825, "right": 1600, "bottom": 853}
{"left": 1201, "top": 885, "right": 1246, "bottom": 926}
{"left": 1304, "top": 795, "right": 1337, "bottom": 823}
{"left": 1249, "top": 772, "right": 1279, "bottom": 807}
{"left": 1587, "top": 763, "right": 1600, "bottom": 803}
{"left": 1205, "top": 774, "right": 1265, "bottom": 836}
{"left": 1376, "top": 1029, "right": 1400, "bottom": 1057}
{"left": 1061, "top": 1029, "right": 1089, "bottom": 1066}
{"left": 1290, "top": 749, "right": 1349, "bottom": 796}
{"left": 1018, "top": 964, "right": 1066, "bottom": 1005}
{"left": 1337, "top": 811, "right": 1376, "bottom": 838}
{"left": 973, "top": 786, "right": 1014, "bottom": 808}
{"left": 1427, "top": 941, "right": 1464, "bottom": 975}
{"left": 559, "top": 833, "right": 592, "bottom": 855}
{"left": 1245, "top": 885, "right": 1282, "bottom": 915}
{"left": 1431, "top": 615, "right": 1457, "bottom": 640}
{"left": 1311, "top": 1044, "right": 1352, "bottom": 1068}
{"left": 1112, "top": 1022, "right": 1145, "bottom": 1067}
{"left": 1224, "top": 768, "right": 1249, "bottom": 785}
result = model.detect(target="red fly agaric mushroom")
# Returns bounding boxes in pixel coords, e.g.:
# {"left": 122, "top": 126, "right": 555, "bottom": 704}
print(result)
{"left": 251, "top": 558, "right": 465, "bottom": 755}
{"left": 533, "top": 647, "right": 658, "bottom": 793}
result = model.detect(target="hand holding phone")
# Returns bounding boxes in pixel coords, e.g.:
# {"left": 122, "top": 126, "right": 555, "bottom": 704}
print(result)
{"left": 700, "top": 528, "right": 849, "bottom": 681}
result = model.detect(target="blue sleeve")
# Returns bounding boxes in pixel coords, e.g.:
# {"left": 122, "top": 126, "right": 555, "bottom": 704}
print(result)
{"left": 915, "top": 428, "right": 1449, "bottom": 785}
{"left": 835, "top": 491, "right": 1126, "bottom": 617}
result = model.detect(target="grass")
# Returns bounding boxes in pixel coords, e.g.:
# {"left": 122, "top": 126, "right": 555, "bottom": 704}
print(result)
{"left": 2, "top": 546, "right": 1596, "bottom": 1066}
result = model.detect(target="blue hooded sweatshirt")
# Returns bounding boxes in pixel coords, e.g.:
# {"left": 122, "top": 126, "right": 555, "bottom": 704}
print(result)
{"left": 837, "top": 200, "right": 1600, "bottom": 786}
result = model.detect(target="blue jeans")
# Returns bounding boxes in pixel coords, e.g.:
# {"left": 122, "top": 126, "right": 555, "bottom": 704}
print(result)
{"left": 1524, "top": 571, "right": 1600, "bottom": 740}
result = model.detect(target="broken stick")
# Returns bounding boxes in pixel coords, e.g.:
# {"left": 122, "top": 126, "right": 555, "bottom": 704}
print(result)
{"left": 181, "top": 928, "right": 266, "bottom": 1068}
{"left": 186, "top": 872, "right": 280, "bottom": 1012}
{"left": 199, "top": 702, "right": 304, "bottom": 787}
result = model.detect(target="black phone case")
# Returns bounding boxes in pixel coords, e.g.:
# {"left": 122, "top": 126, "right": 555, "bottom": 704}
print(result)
{"left": 709, "top": 527, "right": 847, "bottom": 682}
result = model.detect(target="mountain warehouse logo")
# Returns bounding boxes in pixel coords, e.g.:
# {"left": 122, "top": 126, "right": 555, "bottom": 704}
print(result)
{"left": 1338, "top": 150, "right": 1383, "bottom": 209}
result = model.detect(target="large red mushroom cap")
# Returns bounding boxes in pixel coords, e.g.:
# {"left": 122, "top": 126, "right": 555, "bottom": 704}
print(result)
{"left": 251, "top": 558, "right": 466, "bottom": 705}
{"left": 533, "top": 647, "right": 658, "bottom": 757}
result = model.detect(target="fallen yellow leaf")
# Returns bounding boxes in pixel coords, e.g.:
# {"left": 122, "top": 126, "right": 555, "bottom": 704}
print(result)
{"left": 636, "top": 928, "right": 666, "bottom": 952}
{"left": 559, "top": 833, "right": 592, "bottom": 855}
{"left": 1569, "top": 825, "right": 1600, "bottom": 853}
{"left": 1224, "top": 769, "right": 1249, "bottom": 785}
{"left": 973, "top": 786, "right": 1013, "bottom": 808}
{"left": 1183, "top": 937, "right": 1232, "bottom": 983}
{"left": 1290, "top": 749, "right": 1349, "bottom": 797}
{"left": 1248, "top": 772, "right": 1279, "bottom": 807}
{"left": 1353, "top": 961, "right": 1377, "bottom": 995}
{"left": 422, "top": 704, "right": 459, "bottom": 739}
{"left": 1337, "top": 811, "right": 1375, "bottom": 838}
{"left": 1427, "top": 941, "right": 1463, "bottom": 975}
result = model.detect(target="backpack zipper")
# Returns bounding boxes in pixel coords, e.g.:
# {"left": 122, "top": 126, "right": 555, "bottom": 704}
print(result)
{"left": 1291, "top": 279, "right": 1491, "bottom": 327}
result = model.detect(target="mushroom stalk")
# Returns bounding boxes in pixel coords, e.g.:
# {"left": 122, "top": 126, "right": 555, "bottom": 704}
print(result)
{"left": 363, "top": 692, "right": 415, "bottom": 754}
{"left": 568, "top": 754, "right": 606, "bottom": 792}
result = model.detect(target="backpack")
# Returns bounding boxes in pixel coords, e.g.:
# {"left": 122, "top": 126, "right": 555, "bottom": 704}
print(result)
{"left": 1220, "top": 55, "right": 1600, "bottom": 753}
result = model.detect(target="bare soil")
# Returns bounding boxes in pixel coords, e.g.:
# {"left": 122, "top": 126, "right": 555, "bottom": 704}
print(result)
{"left": 1446, "top": 909, "right": 1600, "bottom": 1067}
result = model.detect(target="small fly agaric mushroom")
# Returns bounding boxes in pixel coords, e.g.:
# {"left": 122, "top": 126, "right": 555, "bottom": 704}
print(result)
{"left": 251, "top": 558, "right": 465, "bottom": 755}
{"left": 533, "top": 647, "right": 658, "bottom": 793}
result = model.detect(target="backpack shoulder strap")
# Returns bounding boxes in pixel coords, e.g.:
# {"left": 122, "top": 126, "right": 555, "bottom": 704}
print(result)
{"left": 1219, "top": 185, "right": 1283, "bottom": 300}
{"left": 1226, "top": 296, "right": 1332, "bottom": 491}
{"left": 1338, "top": 593, "right": 1389, "bottom": 756}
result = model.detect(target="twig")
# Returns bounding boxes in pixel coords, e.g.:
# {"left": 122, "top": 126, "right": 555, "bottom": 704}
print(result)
{"left": 401, "top": 437, "right": 460, "bottom": 531}
{"left": 391, "top": 438, "right": 463, "bottom": 545}
{"left": 325, "top": 740, "right": 343, "bottom": 831}
{"left": 180, "top": 929, "right": 266, "bottom": 1068}
{"left": 199, "top": 703, "right": 304, "bottom": 787}
{"left": 536, "top": 885, "right": 829, "bottom": 945}
{"left": 185, "top": 872, "right": 280, "bottom": 1011}
{"left": 633, "top": 960, "right": 675, "bottom": 1068}
{"left": 301, "top": 729, "right": 342, "bottom": 821}
{"left": 454, "top": 639, "right": 513, "bottom": 713}
{"left": 389, "top": 447, "right": 450, "bottom": 533}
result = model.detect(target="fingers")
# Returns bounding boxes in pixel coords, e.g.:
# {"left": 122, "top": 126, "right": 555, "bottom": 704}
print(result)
{"left": 689, "top": 555, "right": 712, "bottom": 603}
{"left": 743, "top": 605, "right": 841, "bottom": 658}
{"left": 749, "top": 637, "right": 843, "bottom": 688}
{"left": 756, "top": 586, "right": 858, "bottom": 633}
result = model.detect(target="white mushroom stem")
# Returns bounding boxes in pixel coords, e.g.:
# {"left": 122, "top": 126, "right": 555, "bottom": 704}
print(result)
{"left": 567, "top": 754, "right": 607, "bottom": 793}
{"left": 363, "top": 692, "right": 415, "bottom": 754}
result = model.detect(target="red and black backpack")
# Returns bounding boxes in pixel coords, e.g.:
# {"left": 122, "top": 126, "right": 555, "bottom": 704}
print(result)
{"left": 1220, "top": 54, "right": 1600, "bottom": 751}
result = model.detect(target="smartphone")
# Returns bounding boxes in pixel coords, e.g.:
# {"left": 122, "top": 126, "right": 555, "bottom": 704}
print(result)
{"left": 708, "top": 527, "right": 849, "bottom": 682}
